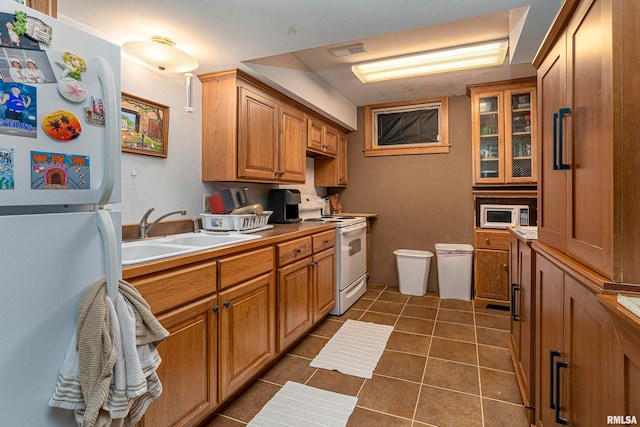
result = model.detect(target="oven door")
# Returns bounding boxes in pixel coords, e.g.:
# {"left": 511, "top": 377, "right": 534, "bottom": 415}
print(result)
{"left": 337, "top": 222, "right": 367, "bottom": 290}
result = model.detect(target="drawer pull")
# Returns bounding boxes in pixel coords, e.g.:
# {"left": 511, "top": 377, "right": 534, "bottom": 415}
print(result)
{"left": 324, "top": 239, "right": 330, "bottom": 244}
{"left": 295, "top": 248, "right": 302, "bottom": 254}
{"left": 485, "top": 238, "right": 490, "bottom": 243}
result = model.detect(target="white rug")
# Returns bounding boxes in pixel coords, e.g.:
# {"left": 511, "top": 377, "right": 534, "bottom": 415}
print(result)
{"left": 247, "top": 381, "right": 357, "bottom": 427}
{"left": 310, "top": 319, "right": 394, "bottom": 379}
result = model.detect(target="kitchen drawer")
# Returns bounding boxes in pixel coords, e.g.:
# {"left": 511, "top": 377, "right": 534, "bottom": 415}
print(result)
{"left": 219, "top": 246, "right": 274, "bottom": 290}
{"left": 475, "top": 229, "right": 511, "bottom": 250}
{"left": 277, "top": 236, "right": 312, "bottom": 267}
{"left": 312, "top": 230, "right": 335, "bottom": 253}
{"left": 132, "top": 261, "right": 217, "bottom": 315}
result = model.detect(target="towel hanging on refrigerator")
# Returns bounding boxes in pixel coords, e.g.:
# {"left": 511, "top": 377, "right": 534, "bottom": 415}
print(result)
{"left": 49, "top": 278, "right": 169, "bottom": 427}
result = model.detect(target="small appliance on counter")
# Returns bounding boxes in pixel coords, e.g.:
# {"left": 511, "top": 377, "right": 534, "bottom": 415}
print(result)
{"left": 267, "top": 189, "right": 302, "bottom": 223}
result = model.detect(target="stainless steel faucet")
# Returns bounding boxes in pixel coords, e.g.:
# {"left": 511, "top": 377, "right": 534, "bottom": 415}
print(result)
{"left": 138, "top": 208, "right": 187, "bottom": 239}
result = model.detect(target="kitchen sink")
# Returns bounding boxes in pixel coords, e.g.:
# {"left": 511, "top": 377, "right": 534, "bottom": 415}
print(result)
{"left": 160, "top": 232, "right": 260, "bottom": 247}
{"left": 122, "top": 232, "right": 262, "bottom": 265}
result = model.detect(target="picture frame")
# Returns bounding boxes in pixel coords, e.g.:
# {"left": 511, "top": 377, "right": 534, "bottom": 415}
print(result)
{"left": 120, "top": 92, "right": 169, "bottom": 157}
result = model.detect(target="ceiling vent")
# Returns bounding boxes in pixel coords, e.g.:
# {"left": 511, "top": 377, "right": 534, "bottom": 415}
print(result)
{"left": 329, "top": 43, "right": 367, "bottom": 57}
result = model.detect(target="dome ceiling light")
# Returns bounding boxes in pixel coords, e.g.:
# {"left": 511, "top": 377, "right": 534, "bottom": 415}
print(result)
{"left": 122, "top": 36, "right": 199, "bottom": 74}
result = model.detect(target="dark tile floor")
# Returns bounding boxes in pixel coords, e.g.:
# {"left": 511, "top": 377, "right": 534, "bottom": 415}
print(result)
{"left": 204, "top": 283, "right": 529, "bottom": 427}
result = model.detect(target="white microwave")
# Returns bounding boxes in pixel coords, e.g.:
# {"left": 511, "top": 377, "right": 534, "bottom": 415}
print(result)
{"left": 480, "top": 204, "right": 530, "bottom": 229}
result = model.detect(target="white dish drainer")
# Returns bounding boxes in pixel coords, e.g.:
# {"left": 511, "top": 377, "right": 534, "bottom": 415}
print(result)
{"left": 200, "top": 211, "right": 273, "bottom": 232}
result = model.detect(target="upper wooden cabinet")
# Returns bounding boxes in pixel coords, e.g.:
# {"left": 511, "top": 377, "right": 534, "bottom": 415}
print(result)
{"left": 468, "top": 78, "right": 537, "bottom": 185}
{"left": 534, "top": 0, "right": 640, "bottom": 284}
{"left": 314, "top": 130, "right": 348, "bottom": 187}
{"left": 307, "top": 117, "right": 337, "bottom": 157}
{"left": 199, "top": 70, "right": 305, "bottom": 183}
{"left": 26, "top": 0, "right": 57, "bottom": 17}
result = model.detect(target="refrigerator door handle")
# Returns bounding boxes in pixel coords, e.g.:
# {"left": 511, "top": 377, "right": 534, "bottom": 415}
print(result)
{"left": 96, "top": 57, "right": 118, "bottom": 206}
{"left": 96, "top": 210, "right": 121, "bottom": 299}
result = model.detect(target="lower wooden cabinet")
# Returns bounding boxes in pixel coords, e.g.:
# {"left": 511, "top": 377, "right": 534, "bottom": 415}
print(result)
{"left": 535, "top": 245, "right": 618, "bottom": 426}
{"left": 509, "top": 231, "right": 535, "bottom": 418}
{"left": 276, "top": 231, "right": 335, "bottom": 352}
{"left": 218, "top": 272, "right": 276, "bottom": 401}
{"left": 312, "top": 247, "right": 335, "bottom": 321}
{"left": 140, "top": 295, "right": 218, "bottom": 427}
{"left": 278, "top": 257, "right": 313, "bottom": 351}
{"left": 474, "top": 229, "right": 511, "bottom": 307}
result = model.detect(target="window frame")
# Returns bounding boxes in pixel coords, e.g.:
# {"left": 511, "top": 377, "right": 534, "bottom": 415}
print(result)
{"left": 364, "top": 96, "right": 449, "bottom": 157}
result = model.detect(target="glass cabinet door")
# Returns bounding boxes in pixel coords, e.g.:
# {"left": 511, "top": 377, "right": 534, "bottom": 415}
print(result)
{"left": 477, "top": 93, "right": 504, "bottom": 182}
{"left": 505, "top": 88, "right": 536, "bottom": 182}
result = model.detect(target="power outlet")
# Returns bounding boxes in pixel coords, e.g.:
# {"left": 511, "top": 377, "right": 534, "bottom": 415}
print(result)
{"left": 202, "top": 195, "right": 210, "bottom": 212}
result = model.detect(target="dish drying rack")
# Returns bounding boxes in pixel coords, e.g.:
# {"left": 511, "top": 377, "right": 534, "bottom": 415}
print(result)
{"left": 200, "top": 211, "right": 273, "bottom": 233}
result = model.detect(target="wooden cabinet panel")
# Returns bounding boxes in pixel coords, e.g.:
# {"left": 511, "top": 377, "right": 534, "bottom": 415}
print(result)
{"left": 218, "top": 273, "right": 276, "bottom": 400}
{"left": 323, "top": 125, "right": 338, "bottom": 156}
{"left": 535, "top": 254, "right": 565, "bottom": 427}
{"left": 141, "top": 295, "right": 217, "bottom": 427}
{"left": 468, "top": 78, "right": 537, "bottom": 185}
{"left": 534, "top": 0, "right": 640, "bottom": 284}
{"left": 131, "top": 261, "right": 217, "bottom": 315}
{"left": 475, "top": 249, "right": 509, "bottom": 301}
{"left": 278, "top": 258, "right": 313, "bottom": 351}
{"left": 475, "top": 229, "right": 511, "bottom": 250}
{"left": 312, "top": 247, "right": 336, "bottom": 321}
{"left": 314, "top": 131, "right": 348, "bottom": 187}
{"left": 277, "top": 236, "right": 312, "bottom": 267}
{"left": 312, "top": 230, "right": 335, "bottom": 253}
{"left": 218, "top": 247, "right": 273, "bottom": 290}
{"left": 307, "top": 118, "right": 324, "bottom": 152}
{"left": 278, "top": 103, "right": 306, "bottom": 183}
{"left": 26, "top": 0, "right": 56, "bottom": 16}
{"left": 238, "top": 87, "right": 279, "bottom": 181}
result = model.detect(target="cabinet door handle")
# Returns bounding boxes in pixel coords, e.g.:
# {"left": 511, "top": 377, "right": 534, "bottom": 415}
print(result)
{"left": 223, "top": 301, "right": 230, "bottom": 308}
{"left": 555, "top": 360, "right": 569, "bottom": 425}
{"left": 511, "top": 284, "right": 520, "bottom": 321}
{"left": 552, "top": 111, "right": 559, "bottom": 170}
{"left": 549, "top": 350, "right": 561, "bottom": 409}
{"left": 557, "top": 108, "right": 571, "bottom": 170}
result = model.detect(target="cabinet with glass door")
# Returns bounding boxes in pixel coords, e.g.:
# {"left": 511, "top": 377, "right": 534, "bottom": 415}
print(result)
{"left": 468, "top": 78, "right": 537, "bottom": 185}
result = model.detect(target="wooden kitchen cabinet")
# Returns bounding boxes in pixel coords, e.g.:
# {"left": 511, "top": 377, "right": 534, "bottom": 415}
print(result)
{"left": 534, "top": 247, "right": 617, "bottom": 426}
{"left": 474, "top": 229, "right": 510, "bottom": 307}
{"left": 314, "top": 130, "right": 348, "bottom": 187}
{"left": 468, "top": 78, "right": 537, "bottom": 185}
{"left": 199, "top": 70, "right": 305, "bottom": 183}
{"left": 276, "top": 231, "right": 335, "bottom": 351}
{"left": 509, "top": 231, "right": 536, "bottom": 418}
{"left": 26, "top": 0, "right": 57, "bottom": 16}
{"left": 129, "top": 260, "right": 218, "bottom": 427}
{"left": 140, "top": 295, "right": 218, "bottom": 427}
{"left": 534, "top": 0, "right": 640, "bottom": 284}
{"left": 306, "top": 117, "right": 337, "bottom": 157}
{"left": 218, "top": 272, "right": 276, "bottom": 401}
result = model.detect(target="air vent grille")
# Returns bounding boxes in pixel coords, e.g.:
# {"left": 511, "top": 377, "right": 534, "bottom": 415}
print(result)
{"left": 329, "top": 43, "right": 367, "bottom": 57}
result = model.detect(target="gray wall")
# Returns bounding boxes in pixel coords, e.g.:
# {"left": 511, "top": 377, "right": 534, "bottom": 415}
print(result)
{"left": 339, "top": 95, "right": 474, "bottom": 292}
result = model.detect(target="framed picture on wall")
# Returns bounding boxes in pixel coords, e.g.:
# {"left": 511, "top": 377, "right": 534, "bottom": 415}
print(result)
{"left": 120, "top": 92, "right": 169, "bottom": 157}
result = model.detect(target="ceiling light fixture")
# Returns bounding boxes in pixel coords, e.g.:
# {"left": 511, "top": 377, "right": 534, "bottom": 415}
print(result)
{"left": 351, "top": 39, "right": 509, "bottom": 83}
{"left": 122, "top": 36, "right": 199, "bottom": 74}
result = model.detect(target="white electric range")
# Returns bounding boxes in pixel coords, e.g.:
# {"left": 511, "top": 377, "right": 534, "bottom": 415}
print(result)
{"left": 299, "top": 195, "right": 367, "bottom": 315}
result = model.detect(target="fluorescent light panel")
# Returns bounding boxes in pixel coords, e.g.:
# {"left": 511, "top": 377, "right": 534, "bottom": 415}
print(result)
{"left": 352, "top": 40, "right": 508, "bottom": 83}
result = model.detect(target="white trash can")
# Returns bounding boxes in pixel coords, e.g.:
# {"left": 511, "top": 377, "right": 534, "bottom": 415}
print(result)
{"left": 394, "top": 249, "right": 434, "bottom": 296}
{"left": 435, "top": 243, "right": 474, "bottom": 301}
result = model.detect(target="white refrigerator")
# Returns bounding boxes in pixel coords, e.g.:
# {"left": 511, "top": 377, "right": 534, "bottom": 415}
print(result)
{"left": 0, "top": 1, "right": 122, "bottom": 425}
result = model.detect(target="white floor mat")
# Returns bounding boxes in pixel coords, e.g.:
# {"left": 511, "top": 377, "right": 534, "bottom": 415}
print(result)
{"left": 248, "top": 381, "right": 357, "bottom": 427}
{"left": 310, "top": 319, "right": 394, "bottom": 379}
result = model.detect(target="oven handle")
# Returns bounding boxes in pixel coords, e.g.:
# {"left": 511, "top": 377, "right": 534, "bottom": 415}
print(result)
{"left": 340, "top": 222, "right": 367, "bottom": 235}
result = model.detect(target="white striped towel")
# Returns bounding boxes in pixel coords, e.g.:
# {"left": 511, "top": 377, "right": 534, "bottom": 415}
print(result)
{"left": 309, "top": 319, "right": 393, "bottom": 379}
{"left": 248, "top": 381, "right": 357, "bottom": 427}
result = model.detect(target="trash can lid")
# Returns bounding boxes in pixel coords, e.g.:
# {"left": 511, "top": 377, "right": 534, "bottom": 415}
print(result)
{"left": 435, "top": 243, "right": 474, "bottom": 253}
{"left": 393, "top": 249, "right": 434, "bottom": 258}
